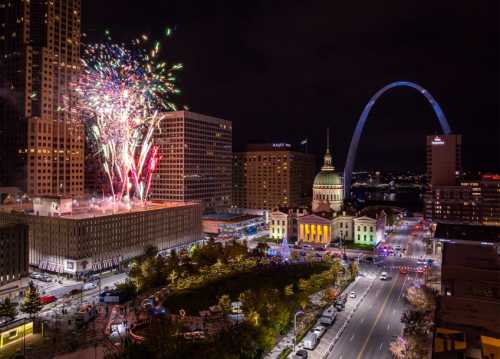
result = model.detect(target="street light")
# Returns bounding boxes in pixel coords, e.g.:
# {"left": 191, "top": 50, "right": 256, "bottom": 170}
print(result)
{"left": 293, "top": 310, "right": 304, "bottom": 352}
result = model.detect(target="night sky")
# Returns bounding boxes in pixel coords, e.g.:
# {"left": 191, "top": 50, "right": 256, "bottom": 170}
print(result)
{"left": 84, "top": 0, "right": 499, "bottom": 172}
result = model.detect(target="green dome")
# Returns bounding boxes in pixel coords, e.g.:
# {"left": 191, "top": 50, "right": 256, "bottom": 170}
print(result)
{"left": 313, "top": 170, "right": 343, "bottom": 187}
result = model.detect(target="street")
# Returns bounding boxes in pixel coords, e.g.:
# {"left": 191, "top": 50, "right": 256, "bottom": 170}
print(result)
{"left": 326, "top": 218, "right": 429, "bottom": 359}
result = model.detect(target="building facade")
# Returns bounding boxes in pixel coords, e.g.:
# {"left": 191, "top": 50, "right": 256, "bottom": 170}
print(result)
{"left": 151, "top": 111, "right": 232, "bottom": 211}
{"left": 353, "top": 216, "right": 376, "bottom": 245}
{"left": 332, "top": 213, "right": 354, "bottom": 242}
{"left": 433, "top": 223, "right": 500, "bottom": 357}
{"left": 0, "top": 0, "right": 84, "bottom": 196}
{"left": 232, "top": 143, "right": 315, "bottom": 210}
{"left": 0, "top": 200, "right": 202, "bottom": 276}
{"left": 269, "top": 207, "right": 308, "bottom": 241}
{"left": 298, "top": 213, "right": 333, "bottom": 246}
{"left": 425, "top": 175, "right": 500, "bottom": 226}
{"left": 426, "top": 134, "right": 462, "bottom": 186}
{"left": 0, "top": 223, "right": 29, "bottom": 299}
{"left": 312, "top": 130, "right": 343, "bottom": 213}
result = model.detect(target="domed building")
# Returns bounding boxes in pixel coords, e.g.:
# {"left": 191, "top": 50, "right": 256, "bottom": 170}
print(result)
{"left": 312, "top": 130, "right": 343, "bottom": 213}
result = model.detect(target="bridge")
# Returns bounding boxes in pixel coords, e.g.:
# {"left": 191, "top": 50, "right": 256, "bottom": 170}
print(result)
{"left": 343, "top": 81, "right": 452, "bottom": 199}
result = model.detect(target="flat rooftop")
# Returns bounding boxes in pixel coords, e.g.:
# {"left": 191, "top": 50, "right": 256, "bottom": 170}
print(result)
{"left": 434, "top": 222, "right": 500, "bottom": 243}
{"left": 0, "top": 200, "right": 198, "bottom": 220}
{"left": 203, "top": 213, "right": 261, "bottom": 223}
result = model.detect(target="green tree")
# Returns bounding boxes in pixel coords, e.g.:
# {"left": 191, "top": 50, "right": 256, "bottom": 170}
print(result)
{"left": 218, "top": 294, "right": 232, "bottom": 314}
{"left": 115, "top": 280, "right": 137, "bottom": 300}
{"left": 20, "top": 281, "right": 42, "bottom": 318}
{"left": 349, "top": 261, "right": 359, "bottom": 280}
{"left": 143, "top": 244, "right": 158, "bottom": 258}
{"left": 0, "top": 297, "right": 18, "bottom": 321}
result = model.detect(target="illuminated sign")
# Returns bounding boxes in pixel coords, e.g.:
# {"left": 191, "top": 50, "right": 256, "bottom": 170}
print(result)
{"left": 272, "top": 143, "right": 291, "bottom": 148}
{"left": 432, "top": 136, "right": 445, "bottom": 145}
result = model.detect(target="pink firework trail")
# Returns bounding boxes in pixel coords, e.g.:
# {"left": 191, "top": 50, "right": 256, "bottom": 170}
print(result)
{"left": 70, "top": 31, "right": 182, "bottom": 202}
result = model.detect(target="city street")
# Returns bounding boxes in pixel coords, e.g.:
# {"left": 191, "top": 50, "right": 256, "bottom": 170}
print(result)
{"left": 325, "top": 219, "right": 429, "bottom": 359}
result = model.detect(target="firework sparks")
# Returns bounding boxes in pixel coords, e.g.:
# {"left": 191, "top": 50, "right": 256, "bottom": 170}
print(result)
{"left": 70, "top": 33, "right": 181, "bottom": 202}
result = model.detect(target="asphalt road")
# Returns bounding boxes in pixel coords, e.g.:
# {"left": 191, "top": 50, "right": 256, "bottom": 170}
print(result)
{"left": 327, "top": 219, "right": 427, "bottom": 359}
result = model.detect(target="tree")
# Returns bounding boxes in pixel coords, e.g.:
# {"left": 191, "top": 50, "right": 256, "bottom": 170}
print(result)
{"left": 349, "top": 261, "right": 359, "bottom": 280}
{"left": 143, "top": 244, "right": 158, "bottom": 258}
{"left": 20, "top": 281, "right": 42, "bottom": 318}
{"left": 389, "top": 336, "right": 408, "bottom": 359}
{"left": 406, "top": 286, "right": 435, "bottom": 312}
{"left": 115, "top": 280, "right": 137, "bottom": 301}
{"left": 218, "top": 294, "right": 232, "bottom": 314}
{"left": 0, "top": 297, "right": 18, "bottom": 321}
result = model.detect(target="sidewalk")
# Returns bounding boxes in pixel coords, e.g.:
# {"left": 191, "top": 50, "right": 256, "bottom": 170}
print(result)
{"left": 264, "top": 274, "right": 375, "bottom": 359}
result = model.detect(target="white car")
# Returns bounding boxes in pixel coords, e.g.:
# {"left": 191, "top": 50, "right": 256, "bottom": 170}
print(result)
{"left": 349, "top": 291, "right": 356, "bottom": 298}
{"left": 380, "top": 272, "right": 388, "bottom": 280}
{"left": 82, "top": 282, "right": 97, "bottom": 291}
{"left": 312, "top": 325, "right": 326, "bottom": 338}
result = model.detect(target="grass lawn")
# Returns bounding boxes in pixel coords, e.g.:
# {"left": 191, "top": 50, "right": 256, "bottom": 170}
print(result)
{"left": 163, "top": 262, "right": 330, "bottom": 315}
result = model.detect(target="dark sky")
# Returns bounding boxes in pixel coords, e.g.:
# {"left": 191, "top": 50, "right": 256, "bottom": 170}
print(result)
{"left": 84, "top": 0, "right": 499, "bottom": 173}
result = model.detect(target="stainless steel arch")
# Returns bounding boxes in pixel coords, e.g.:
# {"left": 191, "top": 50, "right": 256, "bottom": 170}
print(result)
{"left": 343, "top": 81, "right": 452, "bottom": 199}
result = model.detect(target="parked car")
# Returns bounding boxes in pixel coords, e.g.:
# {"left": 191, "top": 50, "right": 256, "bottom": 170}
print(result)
{"left": 320, "top": 306, "right": 337, "bottom": 326}
{"left": 293, "top": 349, "right": 308, "bottom": 359}
{"left": 303, "top": 332, "right": 318, "bottom": 350}
{"left": 380, "top": 272, "right": 388, "bottom": 280}
{"left": 312, "top": 325, "right": 326, "bottom": 338}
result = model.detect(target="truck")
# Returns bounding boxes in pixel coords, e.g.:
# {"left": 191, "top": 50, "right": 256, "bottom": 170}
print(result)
{"left": 303, "top": 332, "right": 318, "bottom": 350}
{"left": 320, "top": 306, "right": 337, "bottom": 326}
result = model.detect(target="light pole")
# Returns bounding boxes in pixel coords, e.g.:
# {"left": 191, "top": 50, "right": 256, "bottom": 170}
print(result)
{"left": 293, "top": 310, "right": 304, "bottom": 352}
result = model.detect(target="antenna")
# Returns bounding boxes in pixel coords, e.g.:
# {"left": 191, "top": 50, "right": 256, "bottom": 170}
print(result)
{"left": 326, "top": 127, "right": 330, "bottom": 151}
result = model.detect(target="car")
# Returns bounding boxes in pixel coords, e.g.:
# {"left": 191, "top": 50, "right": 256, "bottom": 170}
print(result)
{"left": 349, "top": 291, "right": 356, "bottom": 298}
{"left": 312, "top": 325, "right": 326, "bottom": 338}
{"left": 294, "top": 349, "right": 309, "bottom": 359}
{"left": 380, "top": 272, "right": 388, "bottom": 280}
{"left": 399, "top": 267, "right": 408, "bottom": 275}
{"left": 416, "top": 267, "right": 425, "bottom": 275}
{"left": 83, "top": 282, "right": 97, "bottom": 291}
{"left": 303, "top": 332, "right": 318, "bottom": 350}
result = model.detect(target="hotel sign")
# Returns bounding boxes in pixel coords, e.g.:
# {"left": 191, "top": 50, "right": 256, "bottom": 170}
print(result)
{"left": 432, "top": 136, "right": 445, "bottom": 145}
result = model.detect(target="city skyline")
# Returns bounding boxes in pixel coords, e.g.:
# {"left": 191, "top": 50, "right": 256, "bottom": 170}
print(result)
{"left": 84, "top": 0, "right": 499, "bottom": 172}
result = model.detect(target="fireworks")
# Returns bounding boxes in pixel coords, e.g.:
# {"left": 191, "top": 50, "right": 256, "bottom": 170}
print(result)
{"left": 70, "top": 33, "right": 181, "bottom": 202}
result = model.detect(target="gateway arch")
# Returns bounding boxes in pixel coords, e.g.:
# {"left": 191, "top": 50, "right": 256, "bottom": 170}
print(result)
{"left": 343, "top": 81, "right": 452, "bottom": 199}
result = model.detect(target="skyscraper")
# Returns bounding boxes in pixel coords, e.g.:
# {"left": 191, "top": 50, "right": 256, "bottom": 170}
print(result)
{"left": 426, "top": 134, "right": 462, "bottom": 186}
{"left": 0, "top": 0, "right": 84, "bottom": 196}
{"left": 232, "top": 143, "right": 315, "bottom": 210}
{"left": 151, "top": 111, "right": 232, "bottom": 211}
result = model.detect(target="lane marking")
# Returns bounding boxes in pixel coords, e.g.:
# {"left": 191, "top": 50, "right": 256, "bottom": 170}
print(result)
{"left": 355, "top": 274, "right": 399, "bottom": 359}
{"left": 387, "top": 324, "right": 391, "bottom": 331}
{"left": 379, "top": 342, "right": 383, "bottom": 351}
{"left": 350, "top": 334, "right": 355, "bottom": 341}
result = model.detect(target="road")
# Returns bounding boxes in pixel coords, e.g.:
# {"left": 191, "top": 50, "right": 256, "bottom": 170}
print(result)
{"left": 324, "top": 218, "right": 428, "bottom": 359}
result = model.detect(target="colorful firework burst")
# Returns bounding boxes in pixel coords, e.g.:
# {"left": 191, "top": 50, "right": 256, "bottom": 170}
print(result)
{"left": 70, "top": 31, "right": 181, "bottom": 202}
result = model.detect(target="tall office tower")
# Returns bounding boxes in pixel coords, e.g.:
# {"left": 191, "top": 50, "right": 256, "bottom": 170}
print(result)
{"left": 233, "top": 143, "right": 315, "bottom": 210}
{"left": 0, "top": 0, "right": 84, "bottom": 196}
{"left": 151, "top": 111, "right": 232, "bottom": 211}
{"left": 426, "top": 134, "right": 462, "bottom": 186}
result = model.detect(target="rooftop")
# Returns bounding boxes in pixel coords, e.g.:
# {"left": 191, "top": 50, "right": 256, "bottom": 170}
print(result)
{"left": 434, "top": 222, "right": 500, "bottom": 243}
{"left": 0, "top": 199, "right": 198, "bottom": 220}
{"left": 202, "top": 213, "right": 261, "bottom": 223}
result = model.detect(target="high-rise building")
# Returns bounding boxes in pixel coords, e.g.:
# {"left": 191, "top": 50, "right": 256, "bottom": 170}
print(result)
{"left": 232, "top": 143, "right": 315, "bottom": 210}
{"left": 426, "top": 134, "right": 462, "bottom": 186}
{"left": 151, "top": 111, "right": 232, "bottom": 211}
{"left": 0, "top": 0, "right": 84, "bottom": 196}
